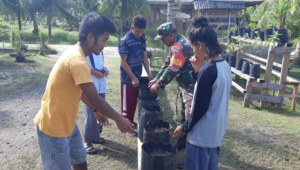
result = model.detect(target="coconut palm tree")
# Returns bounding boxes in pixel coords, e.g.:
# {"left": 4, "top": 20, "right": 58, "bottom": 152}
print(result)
{"left": 99, "top": 0, "right": 150, "bottom": 41}
{"left": 167, "top": 0, "right": 177, "bottom": 25}
{"left": 254, "top": 0, "right": 299, "bottom": 29}
{"left": 2, "top": 0, "right": 22, "bottom": 32}
{"left": 22, "top": 0, "right": 86, "bottom": 37}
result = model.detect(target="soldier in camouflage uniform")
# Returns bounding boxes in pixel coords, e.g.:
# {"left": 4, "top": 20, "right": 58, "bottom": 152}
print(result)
{"left": 149, "top": 23, "right": 195, "bottom": 168}
{"left": 149, "top": 22, "right": 195, "bottom": 123}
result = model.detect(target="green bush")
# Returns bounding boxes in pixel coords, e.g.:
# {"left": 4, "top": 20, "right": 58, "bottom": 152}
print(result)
{"left": 144, "top": 28, "right": 164, "bottom": 49}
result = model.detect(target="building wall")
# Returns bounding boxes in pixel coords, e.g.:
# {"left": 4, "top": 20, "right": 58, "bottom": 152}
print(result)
{"left": 196, "top": 10, "right": 237, "bottom": 32}
{"left": 148, "top": 4, "right": 195, "bottom": 31}
{"left": 148, "top": 4, "right": 238, "bottom": 33}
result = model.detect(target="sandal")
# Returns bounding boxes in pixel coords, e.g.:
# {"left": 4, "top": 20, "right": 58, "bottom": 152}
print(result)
{"left": 84, "top": 143, "right": 97, "bottom": 155}
{"left": 126, "top": 131, "right": 137, "bottom": 137}
{"left": 91, "top": 137, "right": 105, "bottom": 144}
{"left": 133, "top": 122, "right": 138, "bottom": 129}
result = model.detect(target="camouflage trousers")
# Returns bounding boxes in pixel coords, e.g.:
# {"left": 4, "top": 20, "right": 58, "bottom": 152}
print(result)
{"left": 180, "top": 87, "right": 194, "bottom": 124}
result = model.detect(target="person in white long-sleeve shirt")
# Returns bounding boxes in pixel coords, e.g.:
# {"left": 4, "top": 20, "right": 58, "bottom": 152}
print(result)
{"left": 84, "top": 51, "right": 109, "bottom": 154}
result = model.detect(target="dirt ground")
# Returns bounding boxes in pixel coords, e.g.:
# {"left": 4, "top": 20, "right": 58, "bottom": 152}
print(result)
{"left": 1, "top": 45, "right": 300, "bottom": 170}
{"left": 0, "top": 46, "right": 133, "bottom": 170}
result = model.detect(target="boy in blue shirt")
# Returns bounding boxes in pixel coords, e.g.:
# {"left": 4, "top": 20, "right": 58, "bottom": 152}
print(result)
{"left": 118, "top": 15, "right": 153, "bottom": 136}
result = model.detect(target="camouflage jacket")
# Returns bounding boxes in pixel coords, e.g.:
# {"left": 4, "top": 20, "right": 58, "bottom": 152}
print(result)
{"left": 155, "top": 34, "right": 195, "bottom": 92}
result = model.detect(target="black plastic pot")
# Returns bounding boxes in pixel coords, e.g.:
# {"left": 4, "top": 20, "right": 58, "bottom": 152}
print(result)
{"left": 140, "top": 77, "right": 149, "bottom": 85}
{"left": 138, "top": 96, "right": 159, "bottom": 121}
{"left": 245, "top": 28, "right": 251, "bottom": 37}
{"left": 235, "top": 58, "right": 244, "bottom": 71}
{"left": 258, "top": 30, "right": 264, "bottom": 41}
{"left": 142, "top": 142, "right": 177, "bottom": 170}
{"left": 16, "top": 56, "right": 25, "bottom": 62}
{"left": 234, "top": 30, "right": 238, "bottom": 36}
{"left": 249, "top": 63, "right": 261, "bottom": 78}
{"left": 143, "top": 119, "right": 172, "bottom": 143}
{"left": 238, "top": 28, "right": 245, "bottom": 36}
{"left": 264, "top": 29, "right": 274, "bottom": 41}
{"left": 241, "top": 61, "right": 250, "bottom": 74}
{"left": 139, "top": 84, "right": 158, "bottom": 97}
{"left": 229, "top": 56, "right": 236, "bottom": 67}
{"left": 138, "top": 105, "right": 163, "bottom": 142}
{"left": 251, "top": 29, "right": 258, "bottom": 39}
{"left": 275, "top": 28, "right": 288, "bottom": 43}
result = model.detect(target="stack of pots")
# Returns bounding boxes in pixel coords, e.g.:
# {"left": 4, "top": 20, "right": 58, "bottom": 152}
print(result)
{"left": 138, "top": 77, "right": 177, "bottom": 170}
{"left": 139, "top": 77, "right": 158, "bottom": 97}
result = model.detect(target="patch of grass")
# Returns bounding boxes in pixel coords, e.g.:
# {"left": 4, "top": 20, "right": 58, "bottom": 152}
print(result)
{"left": 149, "top": 54, "right": 300, "bottom": 170}
{"left": 0, "top": 54, "right": 56, "bottom": 97}
{"left": 0, "top": 21, "right": 118, "bottom": 46}
{"left": 144, "top": 28, "right": 164, "bottom": 49}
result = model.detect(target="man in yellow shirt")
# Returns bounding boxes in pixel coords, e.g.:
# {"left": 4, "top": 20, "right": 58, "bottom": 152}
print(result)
{"left": 34, "top": 12, "right": 133, "bottom": 170}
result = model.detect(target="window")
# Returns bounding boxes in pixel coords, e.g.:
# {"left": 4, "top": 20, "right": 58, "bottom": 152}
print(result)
{"left": 151, "top": 8, "right": 160, "bottom": 22}
{"left": 155, "top": 12, "right": 160, "bottom": 22}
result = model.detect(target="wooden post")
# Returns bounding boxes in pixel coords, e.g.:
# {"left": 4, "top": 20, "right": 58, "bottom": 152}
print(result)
{"left": 261, "top": 46, "right": 275, "bottom": 107}
{"left": 272, "top": 75, "right": 277, "bottom": 96}
{"left": 235, "top": 51, "right": 241, "bottom": 80}
{"left": 243, "top": 80, "right": 253, "bottom": 107}
{"left": 292, "top": 85, "right": 298, "bottom": 112}
{"left": 276, "top": 51, "right": 291, "bottom": 109}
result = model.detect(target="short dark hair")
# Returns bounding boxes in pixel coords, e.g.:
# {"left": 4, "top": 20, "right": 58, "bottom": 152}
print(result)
{"left": 78, "top": 12, "right": 116, "bottom": 44}
{"left": 132, "top": 15, "right": 147, "bottom": 29}
{"left": 189, "top": 16, "right": 222, "bottom": 58}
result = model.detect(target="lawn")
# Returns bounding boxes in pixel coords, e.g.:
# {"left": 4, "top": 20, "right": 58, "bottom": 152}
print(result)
{"left": 0, "top": 21, "right": 119, "bottom": 47}
{"left": 0, "top": 47, "right": 299, "bottom": 169}
{"left": 149, "top": 50, "right": 300, "bottom": 170}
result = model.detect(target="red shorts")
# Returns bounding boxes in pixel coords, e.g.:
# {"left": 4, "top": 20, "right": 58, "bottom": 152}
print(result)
{"left": 121, "top": 84, "right": 139, "bottom": 123}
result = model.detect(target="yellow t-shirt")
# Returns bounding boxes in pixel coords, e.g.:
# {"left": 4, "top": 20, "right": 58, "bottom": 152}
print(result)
{"left": 34, "top": 45, "right": 93, "bottom": 137}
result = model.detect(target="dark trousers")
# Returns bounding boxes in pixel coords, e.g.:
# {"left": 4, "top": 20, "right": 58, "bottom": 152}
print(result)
{"left": 84, "top": 93, "right": 105, "bottom": 141}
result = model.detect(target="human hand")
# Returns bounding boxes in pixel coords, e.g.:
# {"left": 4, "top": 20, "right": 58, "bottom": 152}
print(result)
{"left": 92, "top": 70, "right": 105, "bottom": 78}
{"left": 132, "top": 77, "right": 140, "bottom": 87}
{"left": 150, "top": 83, "right": 159, "bottom": 93}
{"left": 94, "top": 111, "right": 109, "bottom": 126}
{"left": 116, "top": 116, "right": 134, "bottom": 133}
{"left": 171, "top": 126, "right": 185, "bottom": 139}
{"left": 190, "top": 55, "right": 205, "bottom": 73}
{"left": 148, "top": 79, "right": 157, "bottom": 87}
{"left": 104, "top": 67, "right": 109, "bottom": 76}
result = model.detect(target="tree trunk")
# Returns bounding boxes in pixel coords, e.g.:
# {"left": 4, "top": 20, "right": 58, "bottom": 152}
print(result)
{"left": 166, "top": 0, "right": 176, "bottom": 53}
{"left": 32, "top": 12, "right": 39, "bottom": 34}
{"left": 118, "top": 18, "right": 122, "bottom": 42}
{"left": 282, "top": 12, "right": 287, "bottom": 29}
{"left": 167, "top": 0, "right": 176, "bottom": 25}
{"left": 17, "top": 0, "right": 22, "bottom": 40}
{"left": 48, "top": 16, "right": 52, "bottom": 37}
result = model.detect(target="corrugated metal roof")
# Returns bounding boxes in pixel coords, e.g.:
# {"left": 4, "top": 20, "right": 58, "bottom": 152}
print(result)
{"left": 194, "top": 1, "right": 246, "bottom": 10}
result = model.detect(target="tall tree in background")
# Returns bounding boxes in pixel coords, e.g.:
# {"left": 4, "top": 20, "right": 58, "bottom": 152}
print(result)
{"left": 99, "top": 0, "right": 150, "bottom": 41}
{"left": 22, "top": 0, "right": 86, "bottom": 37}
{"left": 2, "top": 0, "right": 21, "bottom": 32}
{"left": 167, "top": 0, "right": 177, "bottom": 25}
{"left": 254, "top": 0, "right": 300, "bottom": 29}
